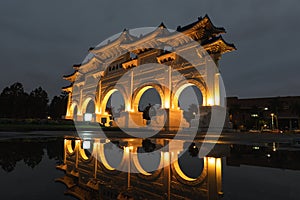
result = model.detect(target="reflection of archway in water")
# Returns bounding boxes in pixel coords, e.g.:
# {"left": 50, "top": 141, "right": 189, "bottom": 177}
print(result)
{"left": 103, "top": 143, "right": 124, "bottom": 169}
{"left": 106, "top": 91, "right": 125, "bottom": 118}
{"left": 177, "top": 150, "right": 204, "bottom": 179}
{"left": 138, "top": 88, "right": 161, "bottom": 112}
{"left": 137, "top": 147, "right": 161, "bottom": 174}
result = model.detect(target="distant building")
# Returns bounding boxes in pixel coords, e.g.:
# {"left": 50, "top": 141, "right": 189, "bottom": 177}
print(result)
{"left": 227, "top": 96, "right": 300, "bottom": 131}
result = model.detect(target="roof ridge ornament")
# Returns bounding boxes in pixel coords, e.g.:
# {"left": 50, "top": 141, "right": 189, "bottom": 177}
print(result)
{"left": 158, "top": 22, "right": 166, "bottom": 29}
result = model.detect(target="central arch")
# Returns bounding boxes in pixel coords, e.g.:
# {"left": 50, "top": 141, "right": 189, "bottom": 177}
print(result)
{"left": 131, "top": 84, "right": 165, "bottom": 112}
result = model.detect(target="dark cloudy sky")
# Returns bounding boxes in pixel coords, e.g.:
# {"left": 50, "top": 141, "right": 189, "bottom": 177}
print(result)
{"left": 0, "top": 0, "right": 299, "bottom": 99}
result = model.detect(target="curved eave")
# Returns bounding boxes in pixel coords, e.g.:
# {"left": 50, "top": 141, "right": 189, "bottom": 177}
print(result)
{"left": 202, "top": 36, "right": 236, "bottom": 53}
{"left": 63, "top": 71, "right": 78, "bottom": 82}
{"left": 177, "top": 15, "right": 225, "bottom": 35}
{"left": 203, "top": 14, "right": 226, "bottom": 35}
{"left": 73, "top": 64, "right": 81, "bottom": 70}
{"left": 62, "top": 84, "right": 73, "bottom": 92}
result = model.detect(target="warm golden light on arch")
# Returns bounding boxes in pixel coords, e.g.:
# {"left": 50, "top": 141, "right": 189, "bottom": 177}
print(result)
{"left": 173, "top": 158, "right": 197, "bottom": 181}
{"left": 132, "top": 85, "right": 164, "bottom": 111}
{"left": 98, "top": 143, "right": 116, "bottom": 171}
{"left": 100, "top": 89, "right": 118, "bottom": 114}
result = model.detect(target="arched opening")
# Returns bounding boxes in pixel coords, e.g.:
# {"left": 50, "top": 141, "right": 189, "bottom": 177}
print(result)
{"left": 66, "top": 139, "right": 76, "bottom": 154}
{"left": 177, "top": 153, "right": 204, "bottom": 179}
{"left": 103, "top": 142, "right": 124, "bottom": 169}
{"left": 175, "top": 144, "right": 204, "bottom": 180}
{"left": 83, "top": 99, "right": 95, "bottom": 122}
{"left": 79, "top": 140, "right": 93, "bottom": 160}
{"left": 175, "top": 84, "right": 203, "bottom": 125}
{"left": 86, "top": 100, "right": 95, "bottom": 113}
{"left": 72, "top": 105, "right": 78, "bottom": 121}
{"left": 106, "top": 91, "right": 125, "bottom": 118}
{"left": 136, "top": 87, "right": 163, "bottom": 126}
{"left": 132, "top": 85, "right": 164, "bottom": 110}
{"left": 138, "top": 88, "right": 161, "bottom": 112}
{"left": 136, "top": 140, "right": 162, "bottom": 174}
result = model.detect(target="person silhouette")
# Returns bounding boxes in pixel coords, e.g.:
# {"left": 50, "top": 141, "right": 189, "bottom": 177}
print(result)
{"left": 142, "top": 103, "right": 151, "bottom": 121}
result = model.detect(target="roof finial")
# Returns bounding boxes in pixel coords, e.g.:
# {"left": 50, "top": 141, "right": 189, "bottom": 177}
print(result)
{"left": 158, "top": 22, "right": 166, "bottom": 28}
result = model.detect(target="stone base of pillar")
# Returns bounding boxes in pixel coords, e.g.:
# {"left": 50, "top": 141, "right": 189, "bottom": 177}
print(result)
{"left": 65, "top": 115, "right": 73, "bottom": 120}
{"left": 164, "top": 109, "right": 189, "bottom": 131}
{"left": 76, "top": 115, "right": 83, "bottom": 121}
{"left": 115, "top": 111, "right": 145, "bottom": 128}
{"left": 114, "top": 109, "right": 189, "bottom": 131}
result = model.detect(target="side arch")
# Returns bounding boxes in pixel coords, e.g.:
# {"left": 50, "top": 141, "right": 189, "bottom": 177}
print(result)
{"left": 172, "top": 78, "right": 207, "bottom": 109}
{"left": 81, "top": 96, "right": 96, "bottom": 114}
{"left": 99, "top": 85, "right": 128, "bottom": 115}
{"left": 69, "top": 102, "right": 79, "bottom": 120}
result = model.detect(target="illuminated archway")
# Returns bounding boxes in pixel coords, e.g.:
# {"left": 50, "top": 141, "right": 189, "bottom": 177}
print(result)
{"left": 99, "top": 89, "right": 126, "bottom": 115}
{"left": 81, "top": 97, "right": 96, "bottom": 121}
{"left": 131, "top": 146, "right": 163, "bottom": 176}
{"left": 131, "top": 84, "right": 165, "bottom": 112}
{"left": 172, "top": 152, "right": 207, "bottom": 185}
{"left": 98, "top": 142, "right": 125, "bottom": 171}
{"left": 81, "top": 97, "right": 95, "bottom": 114}
{"left": 173, "top": 79, "right": 207, "bottom": 109}
{"left": 78, "top": 140, "right": 94, "bottom": 161}
{"left": 69, "top": 103, "right": 78, "bottom": 120}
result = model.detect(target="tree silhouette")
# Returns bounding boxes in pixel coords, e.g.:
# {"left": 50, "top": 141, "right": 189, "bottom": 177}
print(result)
{"left": 28, "top": 87, "right": 49, "bottom": 119}
{"left": 0, "top": 82, "right": 28, "bottom": 118}
{"left": 49, "top": 92, "right": 68, "bottom": 119}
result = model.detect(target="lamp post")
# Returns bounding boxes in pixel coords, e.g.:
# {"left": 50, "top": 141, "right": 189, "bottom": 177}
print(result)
{"left": 271, "top": 113, "right": 274, "bottom": 130}
{"left": 274, "top": 114, "right": 279, "bottom": 130}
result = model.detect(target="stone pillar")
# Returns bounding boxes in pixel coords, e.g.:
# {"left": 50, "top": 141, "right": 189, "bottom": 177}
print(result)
{"left": 79, "top": 86, "right": 83, "bottom": 118}
{"left": 117, "top": 111, "right": 144, "bottom": 128}
{"left": 95, "top": 80, "right": 102, "bottom": 114}
{"left": 204, "top": 56, "right": 215, "bottom": 106}
{"left": 65, "top": 92, "right": 73, "bottom": 119}
{"left": 163, "top": 65, "right": 172, "bottom": 109}
{"left": 164, "top": 109, "right": 189, "bottom": 131}
{"left": 214, "top": 73, "right": 221, "bottom": 106}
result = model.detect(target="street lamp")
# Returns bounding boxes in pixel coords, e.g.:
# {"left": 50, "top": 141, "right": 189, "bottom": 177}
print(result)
{"left": 270, "top": 113, "right": 279, "bottom": 131}
{"left": 271, "top": 113, "right": 274, "bottom": 130}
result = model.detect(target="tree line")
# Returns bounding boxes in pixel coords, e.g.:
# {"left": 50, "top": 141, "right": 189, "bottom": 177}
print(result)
{"left": 0, "top": 82, "right": 68, "bottom": 119}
